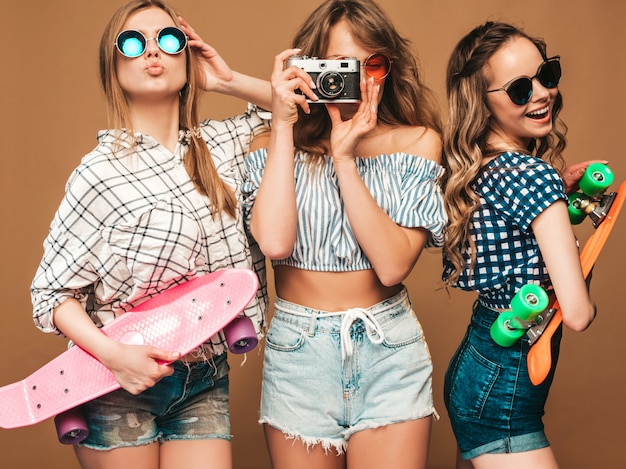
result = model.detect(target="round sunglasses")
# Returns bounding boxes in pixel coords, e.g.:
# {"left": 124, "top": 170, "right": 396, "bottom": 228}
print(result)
{"left": 486, "top": 56, "right": 561, "bottom": 105}
{"left": 335, "top": 53, "right": 392, "bottom": 80}
{"left": 362, "top": 53, "right": 393, "bottom": 80}
{"left": 115, "top": 26, "right": 188, "bottom": 58}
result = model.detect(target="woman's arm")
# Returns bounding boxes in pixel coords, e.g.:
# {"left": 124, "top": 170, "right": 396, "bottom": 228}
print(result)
{"left": 249, "top": 49, "right": 317, "bottom": 258}
{"left": 328, "top": 80, "right": 441, "bottom": 286}
{"left": 53, "top": 299, "right": 181, "bottom": 395}
{"left": 332, "top": 158, "right": 431, "bottom": 286}
{"left": 179, "top": 17, "right": 272, "bottom": 110}
{"left": 532, "top": 200, "right": 596, "bottom": 331}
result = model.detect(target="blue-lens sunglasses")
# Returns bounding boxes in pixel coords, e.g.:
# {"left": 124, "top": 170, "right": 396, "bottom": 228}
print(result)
{"left": 115, "top": 26, "right": 187, "bottom": 58}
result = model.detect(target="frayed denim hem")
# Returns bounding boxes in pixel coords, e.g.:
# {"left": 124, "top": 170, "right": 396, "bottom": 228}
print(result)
{"left": 343, "top": 408, "right": 439, "bottom": 440}
{"left": 260, "top": 418, "right": 348, "bottom": 455}
{"left": 79, "top": 433, "right": 232, "bottom": 451}
{"left": 260, "top": 410, "right": 439, "bottom": 456}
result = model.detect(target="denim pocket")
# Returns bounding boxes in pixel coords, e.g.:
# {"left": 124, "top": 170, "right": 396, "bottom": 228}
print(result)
{"left": 448, "top": 343, "right": 500, "bottom": 419}
{"left": 381, "top": 309, "right": 424, "bottom": 349}
{"left": 265, "top": 317, "right": 307, "bottom": 352}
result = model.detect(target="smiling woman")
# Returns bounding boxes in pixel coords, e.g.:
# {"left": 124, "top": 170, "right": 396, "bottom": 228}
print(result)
{"left": 440, "top": 22, "right": 596, "bottom": 469}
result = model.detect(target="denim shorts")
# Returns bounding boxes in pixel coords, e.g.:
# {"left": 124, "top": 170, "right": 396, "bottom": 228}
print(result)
{"left": 444, "top": 301, "right": 563, "bottom": 460}
{"left": 260, "top": 288, "right": 435, "bottom": 454}
{"left": 79, "top": 353, "right": 231, "bottom": 450}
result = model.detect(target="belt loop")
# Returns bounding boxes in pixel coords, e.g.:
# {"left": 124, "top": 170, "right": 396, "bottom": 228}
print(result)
{"left": 307, "top": 309, "right": 317, "bottom": 336}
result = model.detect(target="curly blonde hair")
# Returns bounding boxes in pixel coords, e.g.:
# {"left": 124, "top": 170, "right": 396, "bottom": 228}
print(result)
{"left": 441, "top": 22, "right": 567, "bottom": 285}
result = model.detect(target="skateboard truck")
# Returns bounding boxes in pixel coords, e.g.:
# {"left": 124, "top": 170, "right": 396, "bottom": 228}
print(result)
{"left": 572, "top": 191, "right": 616, "bottom": 228}
{"left": 526, "top": 307, "right": 557, "bottom": 346}
{"left": 569, "top": 163, "right": 616, "bottom": 226}
{"left": 490, "top": 284, "right": 550, "bottom": 347}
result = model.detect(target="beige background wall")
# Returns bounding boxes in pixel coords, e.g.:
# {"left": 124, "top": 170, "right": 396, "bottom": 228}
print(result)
{"left": 1, "top": 1, "right": 624, "bottom": 467}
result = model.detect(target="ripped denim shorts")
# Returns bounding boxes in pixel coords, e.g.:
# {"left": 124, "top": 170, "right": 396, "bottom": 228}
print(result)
{"left": 79, "top": 352, "right": 231, "bottom": 450}
{"left": 259, "top": 288, "right": 435, "bottom": 454}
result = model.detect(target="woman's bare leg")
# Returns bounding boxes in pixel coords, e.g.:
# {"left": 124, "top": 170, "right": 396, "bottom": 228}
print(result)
{"left": 264, "top": 424, "right": 345, "bottom": 469}
{"left": 346, "top": 418, "right": 432, "bottom": 469}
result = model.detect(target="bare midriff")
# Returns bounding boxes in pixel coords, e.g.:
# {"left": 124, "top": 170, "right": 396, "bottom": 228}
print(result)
{"left": 274, "top": 265, "right": 403, "bottom": 312}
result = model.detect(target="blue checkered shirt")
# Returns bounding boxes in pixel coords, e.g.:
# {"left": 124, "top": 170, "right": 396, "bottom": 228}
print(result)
{"left": 443, "top": 151, "right": 566, "bottom": 309}
{"left": 31, "top": 105, "right": 271, "bottom": 355}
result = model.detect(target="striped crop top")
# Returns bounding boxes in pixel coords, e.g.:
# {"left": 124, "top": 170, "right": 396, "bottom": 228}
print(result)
{"left": 243, "top": 149, "right": 446, "bottom": 272}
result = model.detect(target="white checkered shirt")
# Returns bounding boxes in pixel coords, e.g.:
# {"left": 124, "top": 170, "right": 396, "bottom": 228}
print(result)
{"left": 31, "top": 105, "right": 271, "bottom": 355}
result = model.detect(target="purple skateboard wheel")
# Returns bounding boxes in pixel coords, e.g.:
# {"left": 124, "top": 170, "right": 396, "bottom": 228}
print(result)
{"left": 224, "top": 316, "right": 258, "bottom": 354}
{"left": 54, "top": 407, "right": 88, "bottom": 444}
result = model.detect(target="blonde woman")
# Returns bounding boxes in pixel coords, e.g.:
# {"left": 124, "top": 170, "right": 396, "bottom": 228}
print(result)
{"left": 441, "top": 21, "right": 596, "bottom": 469}
{"left": 31, "top": 1, "right": 271, "bottom": 467}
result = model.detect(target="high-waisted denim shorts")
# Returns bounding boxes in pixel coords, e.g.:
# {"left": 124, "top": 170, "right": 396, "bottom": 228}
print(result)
{"left": 259, "top": 288, "right": 435, "bottom": 454}
{"left": 444, "top": 301, "right": 563, "bottom": 460}
{"left": 80, "top": 352, "right": 231, "bottom": 450}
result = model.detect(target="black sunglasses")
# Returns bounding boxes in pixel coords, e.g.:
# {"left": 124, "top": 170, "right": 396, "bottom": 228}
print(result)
{"left": 115, "top": 27, "right": 187, "bottom": 58}
{"left": 486, "top": 56, "right": 561, "bottom": 105}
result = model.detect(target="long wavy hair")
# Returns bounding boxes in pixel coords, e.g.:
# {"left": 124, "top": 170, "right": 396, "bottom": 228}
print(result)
{"left": 441, "top": 21, "right": 567, "bottom": 285}
{"left": 98, "top": 0, "right": 236, "bottom": 217}
{"left": 291, "top": 0, "right": 442, "bottom": 159}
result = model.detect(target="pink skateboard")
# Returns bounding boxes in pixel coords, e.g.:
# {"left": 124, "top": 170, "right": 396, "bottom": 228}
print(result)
{"left": 0, "top": 268, "right": 259, "bottom": 444}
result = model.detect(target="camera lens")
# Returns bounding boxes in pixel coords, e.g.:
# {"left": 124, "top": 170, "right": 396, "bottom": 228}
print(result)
{"left": 317, "top": 71, "right": 345, "bottom": 99}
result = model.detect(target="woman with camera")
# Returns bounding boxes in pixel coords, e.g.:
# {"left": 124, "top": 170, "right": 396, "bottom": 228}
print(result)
{"left": 242, "top": 1, "right": 445, "bottom": 467}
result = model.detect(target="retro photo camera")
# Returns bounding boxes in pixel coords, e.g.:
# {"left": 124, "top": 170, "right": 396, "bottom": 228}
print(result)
{"left": 287, "top": 56, "right": 361, "bottom": 103}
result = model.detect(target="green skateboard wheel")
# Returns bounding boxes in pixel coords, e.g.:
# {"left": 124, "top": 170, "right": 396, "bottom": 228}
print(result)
{"left": 579, "top": 163, "right": 614, "bottom": 197}
{"left": 491, "top": 311, "right": 525, "bottom": 347}
{"left": 509, "top": 284, "right": 549, "bottom": 320}
{"left": 491, "top": 284, "right": 549, "bottom": 347}
{"left": 568, "top": 192, "right": 590, "bottom": 225}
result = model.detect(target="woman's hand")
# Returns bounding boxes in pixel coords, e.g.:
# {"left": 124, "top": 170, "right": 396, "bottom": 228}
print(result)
{"left": 326, "top": 77, "right": 379, "bottom": 164}
{"left": 179, "top": 17, "right": 234, "bottom": 91}
{"left": 270, "top": 48, "right": 319, "bottom": 126}
{"left": 103, "top": 342, "right": 180, "bottom": 395}
{"left": 562, "top": 159, "right": 609, "bottom": 194}
{"left": 53, "top": 298, "right": 181, "bottom": 395}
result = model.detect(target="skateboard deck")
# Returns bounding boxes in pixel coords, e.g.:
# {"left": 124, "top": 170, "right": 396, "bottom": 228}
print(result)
{"left": 0, "top": 268, "right": 259, "bottom": 433}
{"left": 527, "top": 179, "right": 626, "bottom": 385}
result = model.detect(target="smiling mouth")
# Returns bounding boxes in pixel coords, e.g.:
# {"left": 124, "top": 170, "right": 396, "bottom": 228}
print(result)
{"left": 526, "top": 106, "right": 549, "bottom": 119}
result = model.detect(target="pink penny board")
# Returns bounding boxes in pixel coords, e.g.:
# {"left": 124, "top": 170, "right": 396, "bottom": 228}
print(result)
{"left": 0, "top": 268, "right": 258, "bottom": 430}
